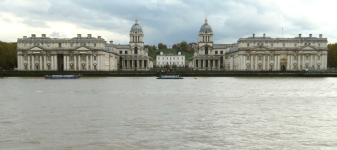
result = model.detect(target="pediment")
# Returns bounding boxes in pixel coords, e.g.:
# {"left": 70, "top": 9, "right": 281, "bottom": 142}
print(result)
{"left": 253, "top": 46, "right": 269, "bottom": 51}
{"left": 76, "top": 46, "right": 90, "bottom": 50}
{"left": 30, "top": 46, "right": 43, "bottom": 50}
{"left": 301, "top": 46, "right": 315, "bottom": 50}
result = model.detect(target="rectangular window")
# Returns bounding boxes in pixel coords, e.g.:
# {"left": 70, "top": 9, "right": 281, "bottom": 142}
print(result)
{"left": 318, "top": 56, "right": 320, "bottom": 60}
{"left": 306, "top": 56, "right": 308, "bottom": 60}
{"left": 167, "top": 57, "right": 168, "bottom": 60}
{"left": 271, "top": 43, "right": 273, "bottom": 47}
{"left": 294, "top": 56, "right": 297, "bottom": 60}
{"left": 318, "top": 43, "right": 320, "bottom": 47}
{"left": 71, "top": 43, "right": 73, "bottom": 47}
{"left": 48, "top": 65, "right": 50, "bottom": 70}
{"left": 247, "top": 43, "right": 249, "bottom": 47}
{"left": 259, "top": 56, "right": 261, "bottom": 60}
{"left": 94, "top": 56, "right": 96, "bottom": 60}
{"left": 215, "top": 51, "right": 218, "bottom": 54}
{"left": 283, "top": 43, "right": 285, "bottom": 47}
{"left": 125, "top": 51, "right": 128, "bottom": 54}
{"left": 158, "top": 57, "right": 160, "bottom": 60}
{"left": 173, "top": 57, "right": 175, "bottom": 60}
{"left": 182, "top": 57, "right": 183, "bottom": 60}
{"left": 294, "top": 43, "right": 297, "bottom": 47}
{"left": 94, "top": 43, "right": 96, "bottom": 47}
{"left": 119, "top": 51, "right": 122, "bottom": 54}
{"left": 247, "top": 56, "right": 249, "bottom": 60}
{"left": 59, "top": 43, "right": 62, "bottom": 48}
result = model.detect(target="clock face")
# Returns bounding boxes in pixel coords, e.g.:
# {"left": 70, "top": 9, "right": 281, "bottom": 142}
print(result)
{"left": 135, "top": 31, "right": 138, "bottom": 34}
{"left": 205, "top": 31, "right": 208, "bottom": 34}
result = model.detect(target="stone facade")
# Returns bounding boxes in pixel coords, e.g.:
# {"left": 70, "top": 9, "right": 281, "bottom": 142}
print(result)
{"left": 189, "top": 17, "right": 328, "bottom": 71}
{"left": 113, "top": 17, "right": 154, "bottom": 71}
{"left": 16, "top": 34, "right": 119, "bottom": 71}
{"left": 225, "top": 34, "right": 328, "bottom": 71}
{"left": 156, "top": 52, "right": 185, "bottom": 67}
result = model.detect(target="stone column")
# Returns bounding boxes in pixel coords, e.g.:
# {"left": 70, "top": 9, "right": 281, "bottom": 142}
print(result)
{"left": 203, "top": 59, "right": 206, "bottom": 69}
{"left": 262, "top": 55, "right": 265, "bottom": 70}
{"left": 67, "top": 56, "right": 69, "bottom": 70}
{"left": 79, "top": 55, "right": 81, "bottom": 71}
{"left": 142, "top": 60, "right": 145, "bottom": 68}
{"left": 44, "top": 55, "right": 47, "bottom": 70}
{"left": 212, "top": 59, "right": 215, "bottom": 69}
{"left": 96, "top": 55, "right": 99, "bottom": 71}
{"left": 243, "top": 55, "right": 246, "bottom": 70}
{"left": 255, "top": 55, "right": 258, "bottom": 71}
{"left": 31, "top": 55, "right": 35, "bottom": 70}
{"left": 74, "top": 55, "right": 77, "bottom": 71}
{"left": 90, "top": 55, "right": 93, "bottom": 70}
{"left": 314, "top": 55, "right": 317, "bottom": 69}
{"left": 63, "top": 55, "right": 66, "bottom": 71}
{"left": 50, "top": 55, "right": 53, "bottom": 70}
{"left": 27, "top": 55, "right": 30, "bottom": 70}
{"left": 310, "top": 54, "right": 313, "bottom": 68}
{"left": 39, "top": 55, "right": 42, "bottom": 70}
{"left": 86, "top": 55, "right": 88, "bottom": 71}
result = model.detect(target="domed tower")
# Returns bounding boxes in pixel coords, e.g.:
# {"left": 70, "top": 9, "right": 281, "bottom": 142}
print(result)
{"left": 198, "top": 16, "right": 213, "bottom": 54}
{"left": 130, "top": 16, "right": 144, "bottom": 51}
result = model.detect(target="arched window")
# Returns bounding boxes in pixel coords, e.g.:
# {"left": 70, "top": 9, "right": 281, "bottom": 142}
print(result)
{"left": 205, "top": 47, "right": 208, "bottom": 55}
{"left": 125, "top": 51, "right": 128, "bottom": 54}
{"left": 134, "top": 47, "right": 138, "bottom": 54}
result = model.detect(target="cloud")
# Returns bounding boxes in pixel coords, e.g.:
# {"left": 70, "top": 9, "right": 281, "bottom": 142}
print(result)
{"left": 0, "top": 0, "right": 336, "bottom": 45}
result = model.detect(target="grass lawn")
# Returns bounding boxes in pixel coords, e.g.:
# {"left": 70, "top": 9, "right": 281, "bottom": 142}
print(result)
{"left": 150, "top": 49, "right": 194, "bottom": 66}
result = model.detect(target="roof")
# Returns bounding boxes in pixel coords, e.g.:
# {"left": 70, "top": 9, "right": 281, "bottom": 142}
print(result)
{"left": 200, "top": 22, "right": 213, "bottom": 32}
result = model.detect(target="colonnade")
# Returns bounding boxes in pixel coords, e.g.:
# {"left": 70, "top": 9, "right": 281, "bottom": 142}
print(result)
{"left": 122, "top": 59, "right": 148, "bottom": 69}
{"left": 193, "top": 59, "right": 221, "bottom": 69}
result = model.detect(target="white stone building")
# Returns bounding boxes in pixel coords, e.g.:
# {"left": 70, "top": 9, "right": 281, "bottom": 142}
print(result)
{"left": 189, "top": 17, "right": 233, "bottom": 70}
{"left": 112, "top": 17, "right": 154, "bottom": 70}
{"left": 156, "top": 52, "right": 185, "bottom": 67}
{"left": 225, "top": 34, "right": 328, "bottom": 71}
{"left": 189, "top": 17, "right": 328, "bottom": 71}
{"left": 16, "top": 34, "right": 119, "bottom": 71}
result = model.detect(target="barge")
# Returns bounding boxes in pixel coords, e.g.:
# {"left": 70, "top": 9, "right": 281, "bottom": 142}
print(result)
{"left": 45, "top": 75, "right": 82, "bottom": 79}
{"left": 157, "top": 75, "right": 183, "bottom": 79}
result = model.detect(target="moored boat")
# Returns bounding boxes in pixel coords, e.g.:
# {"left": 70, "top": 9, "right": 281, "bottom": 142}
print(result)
{"left": 45, "top": 74, "right": 82, "bottom": 79}
{"left": 157, "top": 75, "right": 183, "bottom": 79}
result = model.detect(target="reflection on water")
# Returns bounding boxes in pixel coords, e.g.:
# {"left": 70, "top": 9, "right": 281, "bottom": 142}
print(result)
{"left": 1, "top": 77, "right": 337, "bottom": 149}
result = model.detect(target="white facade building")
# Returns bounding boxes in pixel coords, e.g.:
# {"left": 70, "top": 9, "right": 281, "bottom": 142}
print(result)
{"left": 225, "top": 34, "right": 328, "bottom": 71}
{"left": 156, "top": 52, "right": 185, "bottom": 67}
{"left": 113, "top": 17, "right": 154, "bottom": 70}
{"left": 189, "top": 17, "right": 328, "bottom": 71}
{"left": 16, "top": 34, "right": 119, "bottom": 71}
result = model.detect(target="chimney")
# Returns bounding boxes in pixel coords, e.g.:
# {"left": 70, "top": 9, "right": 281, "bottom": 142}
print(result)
{"left": 87, "top": 34, "right": 91, "bottom": 38}
{"left": 263, "top": 33, "right": 265, "bottom": 38}
{"left": 31, "top": 34, "right": 36, "bottom": 38}
{"left": 77, "top": 34, "right": 81, "bottom": 38}
{"left": 178, "top": 52, "right": 181, "bottom": 55}
{"left": 23, "top": 36, "right": 27, "bottom": 39}
{"left": 110, "top": 41, "right": 113, "bottom": 44}
{"left": 42, "top": 34, "right": 46, "bottom": 38}
{"left": 253, "top": 34, "right": 255, "bottom": 38}
{"left": 299, "top": 34, "right": 301, "bottom": 38}
{"left": 160, "top": 52, "right": 163, "bottom": 55}
{"left": 309, "top": 34, "right": 312, "bottom": 38}
{"left": 98, "top": 36, "right": 101, "bottom": 39}
{"left": 319, "top": 34, "right": 322, "bottom": 38}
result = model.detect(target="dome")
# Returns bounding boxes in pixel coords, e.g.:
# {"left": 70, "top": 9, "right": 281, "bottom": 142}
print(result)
{"left": 130, "top": 23, "right": 143, "bottom": 32}
{"left": 199, "top": 22, "right": 212, "bottom": 33}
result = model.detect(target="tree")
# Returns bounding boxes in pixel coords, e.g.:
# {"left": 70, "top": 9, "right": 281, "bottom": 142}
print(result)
{"left": 179, "top": 41, "right": 188, "bottom": 51}
{"left": 172, "top": 44, "right": 177, "bottom": 49}
{"left": 0, "top": 41, "right": 17, "bottom": 70}
{"left": 158, "top": 43, "right": 165, "bottom": 49}
{"left": 328, "top": 43, "right": 337, "bottom": 67}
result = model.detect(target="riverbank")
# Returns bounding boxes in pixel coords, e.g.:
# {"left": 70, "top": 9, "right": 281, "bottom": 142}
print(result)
{"left": 1, "top": 71, "right": 337, "bottom": 77}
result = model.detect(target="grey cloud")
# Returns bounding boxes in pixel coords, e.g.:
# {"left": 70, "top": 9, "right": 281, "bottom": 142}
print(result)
{"left": 0, "top": 0, "right": 333, "bottom": 45}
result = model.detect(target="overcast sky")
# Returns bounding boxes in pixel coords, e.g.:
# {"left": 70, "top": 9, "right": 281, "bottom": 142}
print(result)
{"left": 0, "top": 0, "right": 336, "bottom": 46}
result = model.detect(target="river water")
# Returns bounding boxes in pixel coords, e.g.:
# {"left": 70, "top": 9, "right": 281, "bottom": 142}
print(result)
{"left": 1, "top": 77, "right": 337, "bottom": 149}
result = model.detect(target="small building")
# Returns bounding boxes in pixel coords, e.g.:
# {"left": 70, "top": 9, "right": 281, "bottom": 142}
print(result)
{"left": 156, "top": 52, "right": 185, "bottom": 67}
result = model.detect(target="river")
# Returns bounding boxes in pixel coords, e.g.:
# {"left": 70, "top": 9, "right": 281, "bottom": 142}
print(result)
{"left": 1, "top": 77, "right": 337, "bottom": 149}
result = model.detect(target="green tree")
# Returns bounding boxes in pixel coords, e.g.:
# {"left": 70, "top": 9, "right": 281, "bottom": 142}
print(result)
{"left": 328, "top": 43, "right": 337, "bottom": 67}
